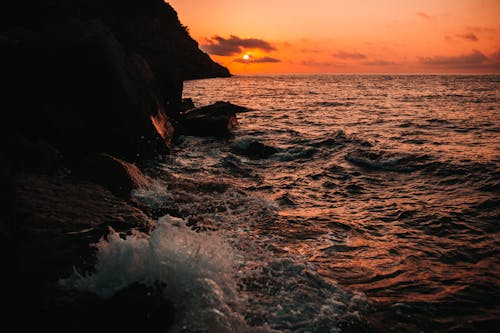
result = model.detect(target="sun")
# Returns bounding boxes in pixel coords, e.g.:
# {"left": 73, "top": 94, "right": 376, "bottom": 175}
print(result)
{"left": 243, "top": 54, "right": 250, "bottom": 61}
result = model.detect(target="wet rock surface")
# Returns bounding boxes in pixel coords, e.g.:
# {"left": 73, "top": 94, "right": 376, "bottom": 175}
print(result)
{"left": 180, "top": 101, "right": 249, "bottom": 137}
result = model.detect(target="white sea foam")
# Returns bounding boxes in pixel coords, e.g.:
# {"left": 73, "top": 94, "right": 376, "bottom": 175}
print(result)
{"left": 131, "top": 178, "right": 173, "bottom": 209}
{"left": 60, "top": 215, "right": 259, "bottom": 332}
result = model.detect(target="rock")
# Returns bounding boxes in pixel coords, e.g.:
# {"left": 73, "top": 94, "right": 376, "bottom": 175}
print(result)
{"left": 0, "top": 1, "right": 231, "bottom": 81}
{"left": 74, "top": 153, "right": 154, "bottom": 199}
{"left": 0, "top": 132, "right": 62, "bottom": 175}
{"left": 0, "top": 159, "right": 15, "bottom": 247}
{"left": 106, "top": 0, "right": 231, "bottom": 80}
{"left": 1, "top": 20, "right": 174, "bottom": 161}
{"left": 180, "top": 101, "right": 248, "bottom": 137}
{"left": 9, "top": 174, "right": 153, "bottom": 303}
{"left": 231, "top": 138, "right": 277, "bottom": 159}
{"left": 14, "top": 282, "right": 174, "bottom": 333}
{"left": 181, "top": 98, "right": 196, "bottom": 111}
{"left": 5, "top": 174, "right": 156, "bottom": 331}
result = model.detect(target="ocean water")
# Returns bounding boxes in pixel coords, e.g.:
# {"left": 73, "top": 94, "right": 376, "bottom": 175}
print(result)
{"left": 66, "top": 75, "right": 499, "bottom": 332}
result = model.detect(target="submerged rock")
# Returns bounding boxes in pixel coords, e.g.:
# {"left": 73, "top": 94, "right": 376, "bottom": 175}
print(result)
{"left": 231, "top": 138, "right": 277, "bottom": 159}
{"left": 180, "top": 101, "right": 249, "bottom": 137}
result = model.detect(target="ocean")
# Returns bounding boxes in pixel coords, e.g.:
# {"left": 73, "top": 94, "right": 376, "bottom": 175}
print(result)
{"left": 69, "top": 75, "right": 500, "bottom": 332}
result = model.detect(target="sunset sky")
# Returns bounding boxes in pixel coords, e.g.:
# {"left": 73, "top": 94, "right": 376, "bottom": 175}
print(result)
{"left": 167, "top": 0, "right": 500, "bottom": 74}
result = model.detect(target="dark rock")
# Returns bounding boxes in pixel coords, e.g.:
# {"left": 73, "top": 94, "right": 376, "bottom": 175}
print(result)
{"left": 181, "top": 98, "right": 196, "bottom": 111}
{"left": 5, "top": 174, "right": 156, "bottom": 331}
{"left": 17, "top": 282, "right": 174, "bottom": 333}
{"left": 102, "top": 282, "right": 175, "bottom": 331}
{"left": 0, "top": 1, "right": 231, "bottom": 81}
{"left": 222, "top": 154, "right": 260, "bottom": 179}
{"left": 231, "top": 138, "right": 277, "bottom": 159}
{"left": 13, "top": 175, "right": 153, "bottom": 278}
{"left": 0, "top": 132, "right": 62, "bottom": 175}
{"left": 180, "top": 101, "right": 248, "bottom": 137}
{"left": 0, "top": 159, "right": 16, "bottom": 248}
{"left": 1, "top": 20, "right": 174, "bottom": 161}
{"left": 74, "top": 153, "right": 154, "bottom": 199}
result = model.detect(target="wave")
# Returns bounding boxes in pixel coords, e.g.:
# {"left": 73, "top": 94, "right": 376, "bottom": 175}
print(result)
{"left": 345, "top": 148, "right": 499, "bottom": 187}
{"left": 307, "top": 101, "right": 354, "bottom": 108}
{"left": 345, "top": 148, "right": 432, "bottom": 172}
{"left": 273, "top": 146, "right": 319, "bottom": 161}
{"left": 60, "top": 216, "right": 258, "bottom": 332}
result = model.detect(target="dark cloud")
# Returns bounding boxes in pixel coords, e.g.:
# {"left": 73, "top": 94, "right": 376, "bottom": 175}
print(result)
{"left": 364, "top": 60, "right": 397, "bottom": 66}
{"left": 202, "top": 35, "right": 276, "bottom": 56}
{"left": 490, "top": 49, "right": 500, "bottom": 62}
{"left": 233, "top": 56, "right": 281, "bottom": 64}
{"left": 416, "top": 11, "right": 433, "bottom": 20}
{"left": 298, "top": 59, "right": 338, "bottom": 68}
{"left": 466, "top": 26, "right": 497, "bottom": 34}
{"left": 299, "top": 48, "right": 323, "bottom": 54}
{"left": 456, "top": 33, "right": 479, "bottom": 41}
{"left": 332, "top": 51, "right": 366, "bottom": 60}
{"left": 419, "top": 50, "right": 488, "bottom": 67}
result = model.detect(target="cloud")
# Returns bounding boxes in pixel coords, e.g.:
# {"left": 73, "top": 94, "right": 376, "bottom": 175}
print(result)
{"left": 298, "top": 59, "right": 339, "bottom": 68}
{"left": 332, "top": 51, "right": 366, "bottom": 60}
{"left": 233, "top": 56, "right": 281, "bottom": 64}
{"left": 364, "top": 60, "right": 397, "bottom": 66}
{"left": 419, "top": 50, "right": 488, "bottom": 67}
{"left": 202, "top": 35, "right": 276, "bottom": 56}
{"left": 466, "top": 26, "right": 497, "bottom": 34}
{"left": 416, "top": 11, "right": 433, "bottom": 20}
{"left": 456, "top": 33, "right": 479, "bottom": 41}
{"left": 490, "top": 49, "right": 500, "bottom": 62}
{"left": 299, "top": 48, "right": 323, "bottom": 54}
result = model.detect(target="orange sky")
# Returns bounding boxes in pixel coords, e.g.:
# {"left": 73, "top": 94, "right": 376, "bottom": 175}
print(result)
{"left": 167, "top": 0, "right": 500, "bottom": 74}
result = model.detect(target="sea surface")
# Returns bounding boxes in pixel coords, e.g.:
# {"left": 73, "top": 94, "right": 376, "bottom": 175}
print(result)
{"left": 69, "top": 75, "right": 500, "bottom": 332}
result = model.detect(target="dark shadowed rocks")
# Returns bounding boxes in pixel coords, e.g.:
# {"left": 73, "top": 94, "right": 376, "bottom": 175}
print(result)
{"left": 31, "top": 282, "right": 175, "bottom": 333}
{"left": 181, "top": 98, "right": 196, "bottom": 111}
{"left": 1, "top": 20, "right": 174, "bottom": 161}
{"left": 180, "top": 101, "right": 249, "bottom": 137}
{"left": 0, "top": 2, "right": 233, "bottom": 332}
{"left": 1, "top": 132, "right": 63, "bottom": 175}
{"left": 74, "top": 153, "right": 154, "bottom": 199}
{"left": 7, "top": 174, "right": 157, "bottom": 330}
{"left": 0, "top": 0, "right": 230, "bottom": 81}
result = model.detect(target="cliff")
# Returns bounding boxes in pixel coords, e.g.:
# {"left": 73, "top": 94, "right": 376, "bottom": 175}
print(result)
{"left": 0, "top": 0, "right": 230, "bottom": 80}
{"left": 0, "top": 1, "right": 232, "bottom": 332}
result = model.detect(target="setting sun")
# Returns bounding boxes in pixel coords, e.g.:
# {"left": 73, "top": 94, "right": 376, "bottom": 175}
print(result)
{"left": 243, "top": 54, "right": 250, "bottom": 61}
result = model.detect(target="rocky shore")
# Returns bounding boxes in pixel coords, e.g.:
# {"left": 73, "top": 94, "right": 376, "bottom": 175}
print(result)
{"left": 0, "top": 1, "right": 243, "bottom": 331}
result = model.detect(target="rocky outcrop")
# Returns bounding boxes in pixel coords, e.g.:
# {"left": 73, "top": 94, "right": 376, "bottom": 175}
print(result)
{"left": 0, "top": 0, "right": 230, "bottom": 81}
{"left": 28, "top": 283, "right": 175, "bottom": 333}
{"left": 0, "top": 2, "right": 233, "bottom": 332}
{"left": 5, "top": 174, "right": 159, "bottom": 332}
{"left": 180, "top": 101, "right": 249, "bottom": 137}
{"left": 74, "top": 153, "right": 154, "bottom": 199}
{"left": 1, "top": 132, "right": 63, "bottom": 175}
{"left": 1, "top": 20, "right": 173, "bottom": 161}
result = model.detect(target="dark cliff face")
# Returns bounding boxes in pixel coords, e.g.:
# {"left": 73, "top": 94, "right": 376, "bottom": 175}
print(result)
{"left": 0, "top": 0, "right": 231, "bottom": 161}
{"left": 0, "top": 0, "right": 230, "bottom": 80}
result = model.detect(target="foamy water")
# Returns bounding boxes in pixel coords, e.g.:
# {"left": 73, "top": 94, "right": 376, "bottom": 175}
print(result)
{"left": 65, "top": 74, "right": 499, "bottom": 332}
